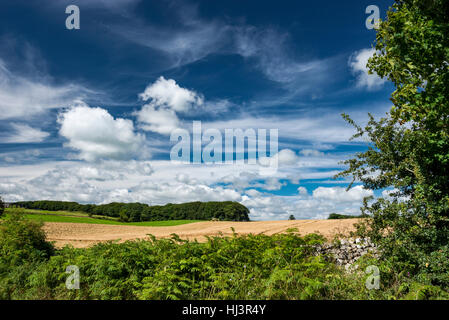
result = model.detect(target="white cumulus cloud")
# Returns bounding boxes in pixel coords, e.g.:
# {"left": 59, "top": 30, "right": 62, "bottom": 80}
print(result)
{"left": 139, "top": 76, "right": 203, "bottom": 112}
{"left": 0, "top": 159, "right": 376, "bottom": 220}
{"left": 136, "top": 104, "right": 181, "bottom": 135}
{"left": 349, "top": 48, "right": 387, "bottom": 90}
{"left": 58, "top": 102, "right": 146, "bottom": 161}
{"left": 313, "top": 185, "right": 373, "bottom": 202}
{"left": 297, "top": 186, "right": 308, "bottom": 195}
{"left": 135, "top": 76, "right": 204, "bottom": 135}
{"left": 276, "top": 149, "right": 300, "bottom": 166}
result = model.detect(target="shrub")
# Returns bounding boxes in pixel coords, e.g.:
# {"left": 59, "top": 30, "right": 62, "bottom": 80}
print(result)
{"left": 0, "top": 211, "right": 54, "bottom": 267}
{"left": 0, "top": 211, "right": 55, "bottom": 299}
{"left": 0, "top": 196, "right": 4, "bottom": 217}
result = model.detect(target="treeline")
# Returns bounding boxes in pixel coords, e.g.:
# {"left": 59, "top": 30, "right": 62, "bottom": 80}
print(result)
{"left": 13, "top": 200, "right": 250, "bottom": 222}
{"left": 327, "top": 213, "right": 368, "bottom": 220}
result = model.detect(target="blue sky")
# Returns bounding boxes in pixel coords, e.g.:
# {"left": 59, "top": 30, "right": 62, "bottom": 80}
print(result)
{"left": 0, "top": 0, "right": 395, "bottom": 220}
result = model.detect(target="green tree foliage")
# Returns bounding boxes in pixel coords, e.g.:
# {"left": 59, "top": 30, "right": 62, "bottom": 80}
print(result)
{"left": 0, "top": 211, "right": 55, "bottom": 299}
{"left": 336, "top": 0, "right": 449, "bottom": 287}
{"left": 327, "top": 213, "right": 368, "bottom": 220}
{"left": 0, "top": 212, "right": 54, "bottom": 266}
{"left": 328, "top": 213, "right": 354, "bottom": 220}
{"left": 0, "top": 196, "right": 4, "bottom": 217}
{"left": 289, "top": 215, "right": 296, "bottom": 220}
{"left": 13, "top": 200, "right": 250, "bottom": 222}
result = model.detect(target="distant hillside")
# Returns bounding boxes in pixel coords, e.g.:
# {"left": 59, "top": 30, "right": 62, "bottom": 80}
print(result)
{"left": 12, "top": 200, "right": 250, "bottom": 222}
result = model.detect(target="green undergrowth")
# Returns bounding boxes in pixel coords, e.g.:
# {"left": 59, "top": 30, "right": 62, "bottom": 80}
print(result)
{"left": 1, "top": 213, "right": 448, "bottom": 300}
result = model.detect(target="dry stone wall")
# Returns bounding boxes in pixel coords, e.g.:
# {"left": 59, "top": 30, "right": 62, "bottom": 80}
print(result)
{"left": 315, "top": 238, "right": 379, "bottom": 271}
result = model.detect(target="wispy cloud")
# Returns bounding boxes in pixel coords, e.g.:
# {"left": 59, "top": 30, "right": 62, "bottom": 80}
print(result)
{"left": 108, "top": 3, "right": 339, "bottom": 95}
{"left": 0, "top": 123, "right": 50, "bottom": 143}
{"left": 233, "top": 26, "right": 335, "bottom": 87}
{"left": 110, "top": 8, "right": 231, "bottom": 68}
{"left": 0, "top": 57, "right": 94, "bottom": 120}
{"left": 53, "top": 0, "right": 141, "bottom": 13}
{"left": 201, "top": 113, "right": 357, "bottom": 144}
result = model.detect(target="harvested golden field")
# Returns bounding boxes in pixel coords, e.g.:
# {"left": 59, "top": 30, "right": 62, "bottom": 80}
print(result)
{"left": 43, "top": 219, "right": 360, "bottom": 248}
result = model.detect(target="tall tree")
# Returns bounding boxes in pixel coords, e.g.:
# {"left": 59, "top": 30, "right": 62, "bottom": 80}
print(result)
{"left": 337, "top": 0, "right": 449, "bottom": 286}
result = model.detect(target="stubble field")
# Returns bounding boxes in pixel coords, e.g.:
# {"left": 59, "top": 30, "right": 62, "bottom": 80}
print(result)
{"left": 43, "top": 219, "right": 360, "bottom": 248}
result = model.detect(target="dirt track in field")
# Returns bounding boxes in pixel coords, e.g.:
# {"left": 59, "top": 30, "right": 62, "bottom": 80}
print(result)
{"left": 43, "top": 219, "right": 360, "bottom": 248}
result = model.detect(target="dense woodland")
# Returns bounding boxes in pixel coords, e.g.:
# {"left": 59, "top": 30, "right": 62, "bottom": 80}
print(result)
{"left": 13, "top": 200, "right": 250, "bottom": 222}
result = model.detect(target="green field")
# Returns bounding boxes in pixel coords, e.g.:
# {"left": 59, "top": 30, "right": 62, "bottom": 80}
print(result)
{"left": 3, "top": 208, "right": 200, "bottom": 227}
